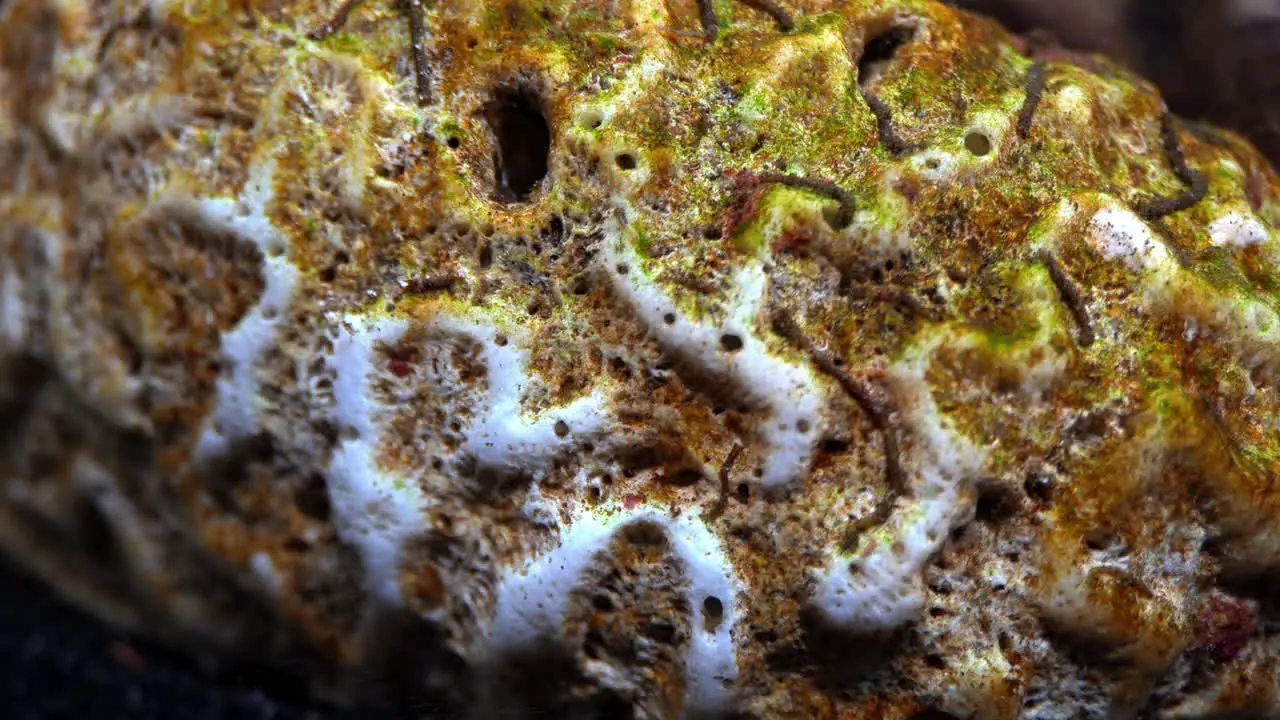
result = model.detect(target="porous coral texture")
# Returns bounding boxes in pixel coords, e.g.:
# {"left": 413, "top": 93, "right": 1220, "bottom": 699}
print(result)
{"left": 3, "top": 1, "right": 1280, "bottom": 718}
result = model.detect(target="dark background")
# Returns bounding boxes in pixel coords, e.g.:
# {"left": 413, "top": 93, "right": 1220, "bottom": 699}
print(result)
{"left": 0, "top": 557, "right": 371, "bottom": 720}
{"left": 4, "top": 1, "right": 1280, "bottom": 718}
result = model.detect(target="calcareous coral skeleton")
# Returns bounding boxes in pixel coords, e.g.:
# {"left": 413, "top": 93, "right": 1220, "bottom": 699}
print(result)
{"left": 2, "top": 0, "right": 1280, "bottom": 718}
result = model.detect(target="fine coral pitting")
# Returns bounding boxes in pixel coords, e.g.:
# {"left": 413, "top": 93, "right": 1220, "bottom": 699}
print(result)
{"left": 3, "top": 1, "right": 1280, "bottom": 718}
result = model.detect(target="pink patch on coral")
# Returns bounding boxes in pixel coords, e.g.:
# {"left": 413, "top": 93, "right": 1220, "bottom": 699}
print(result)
{"left": 388, "top": 359, "right": 413, "bottom": 377}
{"left": 1198, "top": 594, "right": 1257, "bottom": 662}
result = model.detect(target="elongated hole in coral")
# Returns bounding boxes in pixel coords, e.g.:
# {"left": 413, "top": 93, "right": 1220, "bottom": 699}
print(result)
{"left": 615, "top": 152, "right": 638, "bottom": 170}
{"left": 484, "top": 85, "right": 550, "bottom": 202}
{"left": 703, "top": 595, "right": 724, "bottom": 633}
{"left": 704, "top": 596, "right": 724, "bottom": 617}
{"left": 669, "top": 467, "right": 704, "bottom": 486}
{"left": 858, "top": 22, "right": 917, "bottom": 88}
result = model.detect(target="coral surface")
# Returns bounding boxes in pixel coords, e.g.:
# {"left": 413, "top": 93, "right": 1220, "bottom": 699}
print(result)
{"left": 3, "top": 0, "right": 1280, "bottom": 718}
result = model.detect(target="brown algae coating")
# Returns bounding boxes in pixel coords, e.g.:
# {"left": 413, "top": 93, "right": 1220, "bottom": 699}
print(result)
{"left": 2, "top": 1, "right": 1280, "bottom": 719}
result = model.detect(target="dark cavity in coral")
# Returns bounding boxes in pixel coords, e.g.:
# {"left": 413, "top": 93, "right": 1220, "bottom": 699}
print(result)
{"left": 484, "top": 85, "right": 551, "bottom": 202}
{"left": 857, "top": 22, "right": 916, "bottom": 88}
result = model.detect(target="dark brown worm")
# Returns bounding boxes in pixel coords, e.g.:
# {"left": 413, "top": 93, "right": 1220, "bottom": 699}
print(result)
{"left": 1017, "top": 59, "right": 1047, "bottom": 139}
{"left": 310, "top": 0, "right": 431, "bottom": 105}
{"left": 758, "top": 172, "right": 857, "bottom": 229}
{"left": 709, "top": 443, "right": 744, "bottom": 519}
{"left": 399, "top": 0, "right": 432, "bottom": 105}
{"left": 1037, "top": 250, "right": 1095, "bottom": 347}
{"left": 860, "top": 88, "right": 914, "bottom": 157}
{"left": 737, "top": 0, "right": 795, "bottom": 32}
{"left": 695, "top": 0, "right": 793, "bottom": 42}
{"left": 770, "top": 312, "right": 905, "bottom": 498}
{"left": 309, "top": 0, "right": 365, "bottom": 40}
{"left": 1134, "top": 110, "right": 1208, "bottom": 218}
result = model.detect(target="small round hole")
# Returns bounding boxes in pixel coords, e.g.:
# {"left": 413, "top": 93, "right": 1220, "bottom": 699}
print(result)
{"left": 719, "top": 334, "right": 744, "bottom": 352}
{"left": 703, "top": 595, "right": 723, "bottom": 618}
{"left": 663, "top": 312, "right": 676, "bottom": 325}
{"left": 446, "top": 136, "right": 461, "bottom": 149}
{"left": 615, "top": 153, "right": 638, "bottom": 170}
{"left": 964, "top": 130, "right": 992, "bottom": 156}
{"left": 553, "top": 420, "right": 570, "bottom": 438}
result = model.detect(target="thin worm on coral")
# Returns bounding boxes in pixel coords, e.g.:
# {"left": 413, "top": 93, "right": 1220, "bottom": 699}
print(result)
{"left": 758, "top": 172, "right": 857, "bottom": 229}
{"left": 709, "top": 443, "right": 744, "bottom": 519}
{"left": 310, "top": 0, "right": 431, "bottom": 104}
{"left": 1037, "top": 250, "right": 1095, "bottom": 347}
{"left": 695, "top": 0, "right": 794, "bottom": 42}
{"left": 1017, "top": 59, "right": 1047, "bottom": 139}
{"left": 1134, "top": 109, "right": 1208, "bottom": 218}
{"left": 861, "top": 88, "right": 914, "bottom": 157}
{"left": 770, "top": 312, "right": 905, "bottom": 499}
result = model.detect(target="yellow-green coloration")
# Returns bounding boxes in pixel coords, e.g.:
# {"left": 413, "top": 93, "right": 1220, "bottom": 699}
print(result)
{"left": 2, "top": 0, "right": 1280, "bottom": 719}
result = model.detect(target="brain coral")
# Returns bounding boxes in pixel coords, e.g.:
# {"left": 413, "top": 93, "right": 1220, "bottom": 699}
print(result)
{"left": 3, "top": 0, "right": 1280, "bottom": 718}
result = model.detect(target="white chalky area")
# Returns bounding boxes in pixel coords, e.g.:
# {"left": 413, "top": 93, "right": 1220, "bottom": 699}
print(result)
{"left": 192, "top": 153, "right": 301, "bottom": 463}
{"left": 325, "top": 315, "right": 428, "bottom": 605}
{"left": 481, "top": 501, "right": 742, "bottom": 717}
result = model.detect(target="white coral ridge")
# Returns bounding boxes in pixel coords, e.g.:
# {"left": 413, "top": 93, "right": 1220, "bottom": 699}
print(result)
{"left": 431, "top": 316, "right": 613, "bottom": 477}
{"left": 327, "top": 316, "right": 429, "bottom": 604}
{"left": 812, "top": 351, "right": 984, "bottom": 632}
{"left": 194, "top": 154, "right": 299, "bottom": 460}
{"left": 603, "top": 226, "right": 822, "bottom": 491}
{"left": 485, "top": 503, "right": 741, "bottom": 715}
{"left": 325, "top": 313, "right": 615, "bottom": 603}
